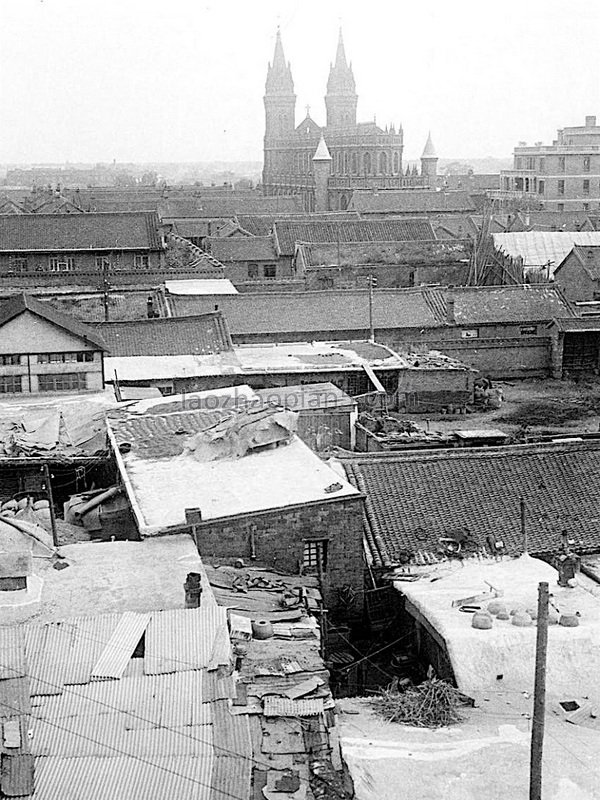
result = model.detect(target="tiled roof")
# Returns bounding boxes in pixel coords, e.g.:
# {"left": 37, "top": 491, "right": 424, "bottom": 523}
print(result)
{"left": 0, "top": 292, "right": 107, "bottom": 349}
{"left": 349, "top": 190, "right": 476, "bottom": 215}
{"left": 94, "top": 312, "right": 233, "bottom": 357}
{"left": 274, "top": 218, "right": 436, "bottom": 255}
{"left": 298, "top": 239, "right": 470, "bottom": 267}
{"left": 343, "top": 440, "right": 600, "bottom": 566}
{"left": 205, "top": 235, "right": 278, "bottom": 261}
{"left": 236, "top": 212, "right": 359, "bottom": 237}
{"left": 0, "top": 211, "right": 163, "bottom": 252}
{"left": 159, "top": 195, "right": 301, "bottom": 219}
{"left": 169, "top": 284, "right": 575, "bottom": 337}
{"left": 511, "top": 210, "right": 593, "bottom": 232}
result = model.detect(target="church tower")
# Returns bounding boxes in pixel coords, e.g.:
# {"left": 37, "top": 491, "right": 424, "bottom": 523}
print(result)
{"left": 420, "top": 132, "right": 439, "bottom": 186}
{"left": 264, "top": 28, "right": 296, "bottom": 143}
{"left": 325, "top": 29, "right": 358, "bottom": 129}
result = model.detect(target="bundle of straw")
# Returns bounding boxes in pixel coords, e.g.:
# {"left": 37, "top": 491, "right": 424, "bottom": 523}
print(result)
{"left": 371, "top": 676, "right": 464, "bottom": 728}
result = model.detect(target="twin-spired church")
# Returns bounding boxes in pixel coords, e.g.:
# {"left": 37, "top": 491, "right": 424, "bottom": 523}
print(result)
{"left": 262, "top": 29, "right": 438, "bottom": 211}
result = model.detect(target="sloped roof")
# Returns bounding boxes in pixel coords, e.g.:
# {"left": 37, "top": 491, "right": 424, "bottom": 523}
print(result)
{"left": 313, "top": 134, "right": 332, "bottom": 161}
{"left": 275, "top": 218, "right": 436, "bottom": 255}
{"left": 298, "top": 239, "right": 470, "bottom": 268}
{"left": 556, "top": 244, "right": 600, "bottom": 281}
{"left": 95, "top": 313, "right": 233, "bottom": 357}
{"left": 159, "top": 195, "right": 301, "bottom": 219}
{"left": 349, "top": 190, "right": 476, "bottom": 215}
{"left": 168, "top": 284, "right": 575, "bottom": 337}
{"left": 0, "top": 212, "right": 163, "bottom": 252}
{"left": 344, "top": 440, "right": 600, "bottom": 566}
{"left": 236, "top": 211, "right": 360, "bottom": 237}
{"left": 421, "top": 132, "right": 437, "bottom": 159}
{"left": 205, "top": 235, "right": 278, "bottom": 261}
{"left": 493, "top": 231, "right": 600, "bottom": 273}
{"left": 0, "top": 293, "right": 107, "bottom": 349}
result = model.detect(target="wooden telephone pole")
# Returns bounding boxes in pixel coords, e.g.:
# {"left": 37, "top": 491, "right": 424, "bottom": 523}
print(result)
{"left": 529, "top": 581, "right": 549, "bottom": 800}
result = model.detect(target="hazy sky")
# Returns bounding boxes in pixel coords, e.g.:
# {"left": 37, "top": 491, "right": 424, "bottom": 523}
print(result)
{"left": 0, "top": 0, "right": 598, "bottom": 164}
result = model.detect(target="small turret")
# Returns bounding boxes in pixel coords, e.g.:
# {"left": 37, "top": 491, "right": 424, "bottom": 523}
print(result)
{"left": 312, "top": 133, "right": 332, "bottom": 212}
{"left": 420, "top": 131, "right": 439, "bottom": 185}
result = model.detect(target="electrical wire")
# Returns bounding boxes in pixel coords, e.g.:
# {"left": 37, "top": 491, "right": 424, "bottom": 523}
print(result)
{"left": 0, "top": 694, "right": 246, "bottom": 800}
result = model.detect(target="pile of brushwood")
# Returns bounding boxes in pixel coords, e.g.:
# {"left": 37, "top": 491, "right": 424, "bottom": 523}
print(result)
{"left": 371, "top": 674, "right": 465, "bottom": 728}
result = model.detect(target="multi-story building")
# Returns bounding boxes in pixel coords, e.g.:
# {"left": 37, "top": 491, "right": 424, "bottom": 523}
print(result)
{"left": 498, "top": 116, "right": 600, "bottom": 211}
{"left": 262, "top": 29, "right": 437, "bottom": 212}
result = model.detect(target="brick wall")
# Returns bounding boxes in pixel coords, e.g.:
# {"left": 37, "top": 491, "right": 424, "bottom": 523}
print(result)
{"left": 554, "top": 254, "right": 598, "bottom": 302}
{"left": 191, "top": 495, "right": 365, "bottom": 616}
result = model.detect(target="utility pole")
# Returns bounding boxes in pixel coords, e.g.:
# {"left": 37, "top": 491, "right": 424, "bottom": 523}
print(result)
{"left": 102, "top": 258, "right": 110, "bottom": 322}
{"left": 368, "top": 273, "right": 375, "bottom": 343}
{"left": 529, "top": 581, "right": 549, "bottom": 800}
{"left": 42, "top": 464, "right": 58, "bottom": 548}
{"left": 521, "top": 496, "right": 528, "bottom": 553}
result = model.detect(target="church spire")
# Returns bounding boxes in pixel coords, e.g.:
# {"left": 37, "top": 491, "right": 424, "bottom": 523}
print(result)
{"left": 265, "top": 27, "right": 294, "bottom": 95}
{"left": 325, "top": 28, "right": 357, "bottom": 128}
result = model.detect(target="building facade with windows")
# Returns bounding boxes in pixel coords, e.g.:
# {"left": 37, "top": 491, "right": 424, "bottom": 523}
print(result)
{"left": 262, "top": 29, "right": 437, "bottom": 212}
{"left": 0, "top": 294, "right": 106, "bottom": 394}
{"left": 497, "top": 116, "right": 600, "bottom": 211}
{"left": 0, "top": 211, "right": 166, "bottom": 289}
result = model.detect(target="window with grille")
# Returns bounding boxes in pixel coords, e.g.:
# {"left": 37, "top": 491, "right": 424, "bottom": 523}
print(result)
{"left": 38, "top": 352, "right": 94, "bottom": 364}
{"left": 0, "top": 375, "right": 22, "bottom": 393}
{"left": 9, "top": 256, "right": 28, "bottom": 273}
{"left": 302, "top": 540, "right": 328, "bottom": 574}
{"left": 96, "top": 256, "right": 110, "bottom": 270}
{"left": 248, "top": 263, "right": 259, "bottom": 279}
{"left": 38, "top": 373, "right": 87, "bottom": 392}
{"left": 48, "top": 256, "right": 75, "bottom": 272}
{"left": 134, "top": 254, "right": 150, "bottom": 269}
{"left": 263, "top": 265, "right": 277, "bottom": 279}
{"left": 0, "top": 355, "right": 21, "bottom": 366}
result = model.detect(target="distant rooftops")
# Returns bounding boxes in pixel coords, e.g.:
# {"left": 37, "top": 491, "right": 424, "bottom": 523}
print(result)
{"left": 349, "top": 190, "right": 476, "bottom": 215}
{"left": 0, "top": 211, "right": 163, "bottom": 252}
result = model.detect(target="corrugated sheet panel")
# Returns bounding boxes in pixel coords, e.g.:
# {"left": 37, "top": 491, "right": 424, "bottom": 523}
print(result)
{"left": 33, "top": 672, "right": 211, "bottom": 731}
{"left": 34, "top": 754, "right": 214, "bottom": 800}
{"left": 24, "top": 615, "right": 123, "bottom": 695}
{"left": 212, "top": 753, "right": 252, "bottom": 800}
{"left": 212, "top": 700, "right": 252, "bottom": 758}
{"left": 91, "top": 612, "right": 151, "bottom": 681}
{"left": 145, "top": 607, "right": 229, "bottom": 675}
{"left": 0, "top": 626, "right": 25, "bottom": 681}
{"left": 31, "top": 714, "right": 213, "bottom": 758}
{"left": 0, "top": 677, "right": 30, "bottom": 720}
{"left": 211, "top": 703, "right": 252, "bottom": 800}
{"left": 0, "top": 753, "right": 34, "bottom": 797}
{"left": 263, "top": 696, "right": 324, "bottom": 717}
{"left": 202, "top": 671, "right": 235, "bottom": 702}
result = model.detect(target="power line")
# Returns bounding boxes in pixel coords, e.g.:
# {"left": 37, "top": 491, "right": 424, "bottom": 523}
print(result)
{"left": 0, "top": 693, "right": 247, "bottom": 800}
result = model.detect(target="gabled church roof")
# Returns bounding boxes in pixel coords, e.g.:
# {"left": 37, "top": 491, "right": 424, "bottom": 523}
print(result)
{"left": 312, "top": 134, "right": 332, "bottom": 161}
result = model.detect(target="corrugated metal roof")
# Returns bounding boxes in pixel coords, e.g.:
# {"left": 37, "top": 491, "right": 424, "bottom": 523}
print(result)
{"left": 263, "top": 696, "right": 324, "bottom": 717}
{"left": 0, "top": 626, "right": 25, "bottom": 680}
{"left": 34, "top": 754, "right": 214, "bottom": 800}
{"left": 91, "top": 612, "right": 151, "bottom": 680}
{"left": 493, "top": 231, "right": 600, "bottom": 273}
{"left": 144, "top": 607, "right": 229, "bottom": 675}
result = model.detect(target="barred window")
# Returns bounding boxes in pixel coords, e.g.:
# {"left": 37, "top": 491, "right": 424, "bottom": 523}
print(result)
{"left": 0, "top": 355, "right": 21, "bottom": 366}
{"left": 48, "top": 256, "right": 75, "bottom": 272}
{"left": 9, "top": 256, "right": 28, "bottom": 273}
{"left": 38, "top": 373, "right": 87, "bottom": 392}
{"left": 302, "top": 540, "right": 328, "bottom": 574}
{"left": 134, "top": 254, "right": 150, "bottom": 269}
{"left": 0, "top": 375, "right": 22, "bottom": 393}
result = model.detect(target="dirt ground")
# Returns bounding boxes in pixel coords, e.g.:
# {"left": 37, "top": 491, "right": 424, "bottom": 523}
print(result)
{"left": 409, "top": 377, "right": 600, "bottom": 439}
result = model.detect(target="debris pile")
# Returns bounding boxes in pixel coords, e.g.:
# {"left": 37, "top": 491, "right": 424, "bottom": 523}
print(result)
{"left": 371, "top": 674, "right": 465, "bottom": 728}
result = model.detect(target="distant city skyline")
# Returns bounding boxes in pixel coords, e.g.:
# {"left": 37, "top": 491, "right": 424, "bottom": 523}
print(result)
{"left": 0, "top": 0, "right": 598, "bottom": 165}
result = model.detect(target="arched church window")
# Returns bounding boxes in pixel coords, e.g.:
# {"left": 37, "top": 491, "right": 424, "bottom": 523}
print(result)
{"left": 364, "top": 152, "right": 372, "bottom": 174}
{"left": 380, "top": 152, "right": 387, "bottom": 174}
{"left": 393, "top": 152, "right": 399, "bottom": 174}
{"left": 352, "top": 153, "right": 358, "bottom": 174}
{"left": 344, "top": 153, "right": 349, "bottom": 174}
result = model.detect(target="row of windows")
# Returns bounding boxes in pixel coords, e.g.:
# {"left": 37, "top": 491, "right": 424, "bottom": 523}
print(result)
{"left": 516, "top": 156, "right": 592, "bottom": 172}
{"left": 7, "top": 254, "right": 151, "bottom": 273}
{"left": 247, "top": 263, "right": 277, "bottom": 280}
{"left": 0, "top": 373, "right": 90, "bottom": 393}
{"left": 0, "top": 352, "right": 94, "bottom": 365}
{"left": 289, "top": 149, "right": 402, "bottom": 176}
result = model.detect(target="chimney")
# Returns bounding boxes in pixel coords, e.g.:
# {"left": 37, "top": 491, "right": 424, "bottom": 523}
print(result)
{"left": 586, "top": 115, "right": 597, "bottom": 128}
{"left": 185, "top": 508, "right": 203, "bottom": 525}
{"left": 446, "top": 295, "right": 456, "bottom": 325}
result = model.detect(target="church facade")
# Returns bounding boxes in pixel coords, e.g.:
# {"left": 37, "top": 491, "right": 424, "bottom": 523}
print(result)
{"left": 262, "top": 30, "right": 438, "bottom": 212}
